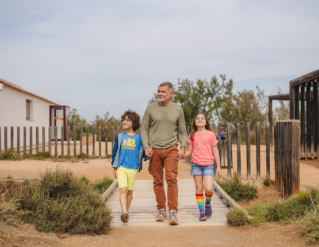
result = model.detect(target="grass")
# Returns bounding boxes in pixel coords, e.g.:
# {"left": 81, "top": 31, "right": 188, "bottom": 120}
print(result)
{"left": 226, "top": 188, "right": 319, "bottom": 243}
{"left": 80, "top": 175, "right": 90, "bottom": 185}
{"left": 216, "top": 171, "right": 258, "bottom": 201}
{"left": 263, "top": 176, "right": 270, "bottom": 187}
{"left": 0, "top": 150, "right": 22, "bottom": 161}
{"left": 32, "top": 152, "right": 51, "bottom": 160}
{"left": 93, "top": 176, "right": 113, "bottom": 193}
{"left": 0, "top": 201, "right": 21, "bottom": 238}
{"left": 13, "top": 167, "right": 112, "bottom": 234}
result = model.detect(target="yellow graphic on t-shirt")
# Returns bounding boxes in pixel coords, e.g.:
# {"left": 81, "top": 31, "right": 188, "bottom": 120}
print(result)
{"left": 122, "top": 138, "right": 136, "bottom": 150}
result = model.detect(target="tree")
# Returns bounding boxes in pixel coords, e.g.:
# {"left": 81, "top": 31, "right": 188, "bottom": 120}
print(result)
{"left": 149, "top": 75, "right": 233, "bottom": 127}
{"left": 91, "top": 112, "right": 122, "bottom": 142}
{"left": 68, "top": 108, "right": 88, "bottom": 140}
{"left": 274, "top": 87, "right": 289, "bottom": 121}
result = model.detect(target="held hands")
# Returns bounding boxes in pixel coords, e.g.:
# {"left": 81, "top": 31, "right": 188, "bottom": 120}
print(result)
{"left": 145, "top": 147, "right": 153, "bottom": 158}
{"left": 178, "top": 148, "right": 185, "bottom": 159}
{"left": 113, "top": 168, "right": 117, "bottom": 179}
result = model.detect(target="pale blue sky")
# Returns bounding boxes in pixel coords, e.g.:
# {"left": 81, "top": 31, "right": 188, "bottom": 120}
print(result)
{"left": 1, "top": 0, "right": 318, "bottom": 121}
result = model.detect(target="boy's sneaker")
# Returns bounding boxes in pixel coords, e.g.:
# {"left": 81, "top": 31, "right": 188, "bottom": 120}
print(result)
{"left": 199, "top": 212, "right": 207, "bottom": 221}
{"left": 169, "top": 210, "right": 178, "bottom": 225}
{"left": 156, "top": 208, "right": 166, "bottom": 221}
{"left": 205, "top": 204, "right": 212, "bottom": 218}
{"left": 121, "top": 212, "right": 129, "bottom": 223}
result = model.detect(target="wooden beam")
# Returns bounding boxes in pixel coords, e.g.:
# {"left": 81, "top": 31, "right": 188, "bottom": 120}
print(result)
{"left": 36, "top": 126, "right": 39, "bottom": 154}
{"left": 292, "top": 121, "right": 300, "bottom": 194}
{"left": 86, "top": 126, "right": 89, "bottom": 156}
{"left": 300, "top": 85, "right": 305, "bottom": 153}
{"left": 73, "top": 126, "right": 76, "bottom": 157}
{"left": 10, "top": 126, "right": 14, "bottom": 151}
{"left": 256, "top": 122, "right": 260, "bottom": 180}
{"left": 227, "top": 123, "right": 232, "bottom": 179}
{"left": 48, "top": 127, "right": 51, "bottom": 156}
{"left": 42, "top": 127, "right": 45, "bottom": 153}
{"left": 92, "top": 126, "right": 95, "bottom": 158}
{"left": 105, "top": 126, "right": 108, "bottom": 158}
{"left": 30, "top": 127, "right": 33, "bottom": 156}
{"left": 236, "top": 123, "right": 241, "bottom": 179}
{"left": 290, "top": 82, "right": 294, "bottom": 119}
{"left": 313, "top": 82, "right": 318, "bottom": 153}
{"left": 266, "top": 122, "right": 270, "bottom": 178}
{"left": 307, "top": 82, "right": 311, "bottom": 154}
{"left": 67, "top": 126, "right": 70, "bottom": 156}
{"left": 17, "top": 127, "right": 20, "bottom": 155}
{"left": 295, "top": 86, "right": 299, "bottom": 119}
{"left": 269, "top": 99, "right": 273, "bottom": 146}
{"left": 246, "top": 122, "right": 251, "bottom": 180}
{"left": 268, "top": 94, "right": 290, "bottom": 101}
{"left": 290, "top": 69, "right": 319, "bottom": 87}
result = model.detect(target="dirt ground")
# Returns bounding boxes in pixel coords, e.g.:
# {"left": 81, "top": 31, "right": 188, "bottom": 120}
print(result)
{"left": 1, "top": 146, "right": 319, "bottom": 246}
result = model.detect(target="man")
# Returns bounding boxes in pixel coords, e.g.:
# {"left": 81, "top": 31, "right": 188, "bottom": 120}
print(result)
{"left": 140, "top": 82, "right": 187, "bottom": 225}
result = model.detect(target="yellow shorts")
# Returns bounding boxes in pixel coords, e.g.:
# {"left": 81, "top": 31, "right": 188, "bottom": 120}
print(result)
{"left": 117, "top": 166, "right": 138, "bottom": 191}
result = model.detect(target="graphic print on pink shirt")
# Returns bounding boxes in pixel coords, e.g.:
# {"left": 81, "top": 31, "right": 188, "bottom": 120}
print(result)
{"left": 187, "top": 131, "right": 218, "bottom": 166}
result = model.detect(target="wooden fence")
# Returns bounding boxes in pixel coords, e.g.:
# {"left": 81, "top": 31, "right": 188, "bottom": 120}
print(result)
{"left": 274, "top": 120, "right": 300, "bottom": 197}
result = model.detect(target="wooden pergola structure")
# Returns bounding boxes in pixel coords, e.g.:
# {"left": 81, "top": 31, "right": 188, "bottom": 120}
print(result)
{"left": 269, "top": 69, "right": 319, "bottom": 159}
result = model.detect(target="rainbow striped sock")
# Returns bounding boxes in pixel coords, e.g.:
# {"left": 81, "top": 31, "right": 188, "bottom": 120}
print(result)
{"left": 196, "top": 193, "right": 205, "bottom": 214}
{"left": 205, "top": 192, "right": 213, "bottom": 206}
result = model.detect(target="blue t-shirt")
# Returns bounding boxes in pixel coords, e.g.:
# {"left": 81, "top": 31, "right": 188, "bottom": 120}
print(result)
{"left": 118, "top": 132, "right": 142, "bottom": 169}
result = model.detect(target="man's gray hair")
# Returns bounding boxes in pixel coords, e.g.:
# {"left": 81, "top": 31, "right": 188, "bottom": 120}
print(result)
{"left": 159, "top": 82, "right": 174, "bottom": 92}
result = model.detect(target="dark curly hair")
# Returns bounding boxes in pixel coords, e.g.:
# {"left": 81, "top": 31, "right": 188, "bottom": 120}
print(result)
{"left": 121, "top": 110, "right": 141, "bottom": 131}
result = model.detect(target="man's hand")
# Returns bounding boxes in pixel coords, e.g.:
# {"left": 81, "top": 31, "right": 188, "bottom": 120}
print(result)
{"left": 145, "top": 147, "right": 153, "bottom": 158}
{"left": 113, "top": 168, "right": 117, "bottom": 179}
{"left": 178, "top": 148, "right": 185, "bottom": 159}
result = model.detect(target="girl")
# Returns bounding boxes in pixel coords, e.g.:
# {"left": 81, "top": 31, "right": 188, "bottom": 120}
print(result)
{"left": 184, "top": 113, "right": 221, "bottom": 221}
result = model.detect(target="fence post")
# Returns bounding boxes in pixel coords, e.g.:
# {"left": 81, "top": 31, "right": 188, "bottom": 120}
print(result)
{"left": 4, "top": 127, "right": 7, "bottom": 150}
{"left": 99, "top": 126, "right": 101, "bottom": 159}
{"left": 246, "top": 122, "right": 251, "bottom": 180}
{"left": 67, "top": 126, "right": 70, "bottom": 156}
{"left": 42, "top": 127, "right": 45, "bottom": 153}
{"left": 266, "top": 122, "right": 270, "bottom": 178}
{"left": 112, "top": 126, "right": 114, "bottom": 148}
{"left": 227, "top": 123, "right": 232, "bottom": 179}
{"left": 61, "top": 126, "right": 64, "bottom": 156}
{"left": 80, "top": 126, "right": 83, "bottom": 155}
{"left": 86, "top": 126, "right": 89, "bottom": 156}
{"left": 35, "top": 126, "right": 39, "bottom": 154}
{"left": 105, "top": 126, "right": 108, "bottom": 158}
{"left": 256, "top": 122, "right": 260, "bottom": 180}
{"left": 48, "top": 127, "right": 51, "bottom": 156}
{"left": 291, "top": 121, "right": 300, "bottom": 195}
{"left": 217, "top": 123, "right": 222, "bottom": 166}
{"left": 73, "top": 126, "right": 76, "bottom": 157}
{"left": 237, "top": 123, "right": 241, "bottom": 178}
{"left": 17, "top": 127, "right": 20, "bottom": 154}
{"left": 92, "top": 126, "right": 95, "bottom": 158}
{"left": 54, "top": 126, "right": 57, "bottom": 157}
{"left": 23, "top": 127, "right": 26, "bottom": 157}
{"left": 11, "top": 126, "right": 14, "bottom": 151}
{"left": 30, "top": 127, "right": 33, "bottom": 156}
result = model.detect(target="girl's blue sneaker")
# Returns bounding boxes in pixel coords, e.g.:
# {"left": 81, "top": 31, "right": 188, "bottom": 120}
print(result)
{"left": 205, "top": 204, "right": 212, "bottom": 218}
{"left": 199, "top": 212, "right": 207, "bottom": 221}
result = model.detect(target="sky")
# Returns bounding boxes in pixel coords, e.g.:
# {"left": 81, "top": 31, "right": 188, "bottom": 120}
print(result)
{"left": 1, "top": 0, "right": 319, "bottom": 121}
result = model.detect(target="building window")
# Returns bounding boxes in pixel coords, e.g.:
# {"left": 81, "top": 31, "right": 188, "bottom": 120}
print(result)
{"left": 26, "top": 100, "right": 32, "bottom": 120}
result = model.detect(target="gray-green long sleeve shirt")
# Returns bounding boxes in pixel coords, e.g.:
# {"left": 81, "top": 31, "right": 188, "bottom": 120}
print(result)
{"left": 140, "top": 102, "right": 187, "bottom": 149}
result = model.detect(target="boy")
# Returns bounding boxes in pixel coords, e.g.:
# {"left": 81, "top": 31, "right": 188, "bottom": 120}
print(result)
{"left": 111, "top": 110, "right": 144, "bottom": 223}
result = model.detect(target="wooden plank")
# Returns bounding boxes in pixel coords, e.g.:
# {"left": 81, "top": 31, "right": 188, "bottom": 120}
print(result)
{"left": 36, "top": 126, "right": 39, "bottom": 154}
{"left": 290, "top": 83, "right": 294, "bottom": 119}
{"left": 17, "top": 127, "right": 20, "bottom": 155}
{"left": 295, "top": 86, "right": 299, "bottom": 119}
{"left": 290, "top": 69, "right": 319, "bottom": 87}
{"left": 99, "top": 126, "right": 101, "bottom": 159}
{"left": 73, "top": 126, "right": 76, "bottom": 157}
{"left": 274, "top": 123, "right": 278, "bottom": 187}
{"left": 269, "top": 99, "right": 273, "bottom": 147}
{"left": 307, "top": 82, "right": 311, "bottom": 154}
{"left": 236, "top": 123, "right": 241, "bottom": 178}
{"left": 266, "top": 122, "right": 270, "bottom": 178}
{"left": 282, "top": 122, "right": 288, "bottom": 197}
{"left": 286, "top": 122, "right": 292, "bottom": 197}
{"left": 23, "top": 127, "right": 26, "bottom": 157}
{"left": 61, "top": 126, "right": 64, "bottom": 156}
{"left": 86, "top": 126, "right": 89, "bottom": 156}
{"left": 29, "top": 127, "right": 33, "bottom": 156}
{"left": 80, "top": 126, "right": 83, "bottom": 155}
{"left": 105, "top": 126, "right": 108, "bottom": 158}
{"left": 10, "top": 126, "right": 14, "bottom": 151}
{"left": 227, "top": 123, "right": 232, "bottom": 179}
{"left": 42, "top": 127, "right": 45, "bottom": 153}
{"left": 48, "top": 126, "right": 51, "bottom": 155}
{"left": 246, "top": 122, "right": 251, "bottom": 180}
{"left": 256, "top": 122, "right": 260, "bottom": 180}
{"left": 299, "top": 153, "right": 318, "bottom": 158}
{"left": 54, "top": 126, "right": 57, "bottom": 157}
{"left": 300, "top": 85, "right": 305, "bottom": 153}
{"left": 314, "top": 81, "right": 318, "bottom": 153}
{"left": 92, "top": 126, "right": 95, "bottom": 158}
{"left": 67, "top": 126, "right": 70, "bottom": 156}
{"left": 292, "top": 121, "right": 300, "bottom": 194}
{"left": 4, "top": 126, "right": 7, "bottom": 150}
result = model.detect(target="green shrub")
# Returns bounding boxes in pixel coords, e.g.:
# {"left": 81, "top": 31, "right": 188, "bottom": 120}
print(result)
{"left": 77, "top": 153, "right": 87, "bottom": 159}
{"left": 23, "top": 178, "right": 30, "bottom": 185}
{"left": 263, "top": 176, "right": 270, "bottom": 187}
{"left": 32, "top": 152, "right": 51, "bottom": 159}
{"left": 0, "top": 150, "right": 22, "bottom": 160}
{"left": 298, "top": 208, "right": 319, "bottom": 243}
{"left": 6, "top": 175, "right": 12, "bottom": 180}
{"left": 226, "top": 207, "right": 248, "bottom": 226}
{"left": 14, "top": 167, "right": 112, "bottom": 234}
{"left": 216, "top": 171, "right": 258, "bottom": 201}
{"left": 93, "top": 177, "right": 113, "bottom": 193}
{"left": 80, "top": 175, "right": 89, "bottom": 185}
{"left": 0, "top": 201, "right": 21, "bottom": 238}
{"left": 247, "top": 201, "right": 267, "bottom": 226}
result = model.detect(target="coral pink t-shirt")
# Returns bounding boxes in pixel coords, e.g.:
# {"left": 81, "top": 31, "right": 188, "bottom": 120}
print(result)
{"left": 187, "top": 131, "right": 218, "bottom": 166}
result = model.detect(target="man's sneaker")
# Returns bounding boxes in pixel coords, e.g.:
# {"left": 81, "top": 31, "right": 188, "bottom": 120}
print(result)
{"left": 156, "top": 208, "right": 166, "bottom": 221}
{"left": 199, "top": 212, "right": 207, "bottom": 221}
{"left": 169, "top": 210, "right": 179, "bottom": 225}
{"left": 205, "top": 204, "right": 212, "bottom": 218}
{"left": 121, "top": 212, "right": 129, "bottom": 223}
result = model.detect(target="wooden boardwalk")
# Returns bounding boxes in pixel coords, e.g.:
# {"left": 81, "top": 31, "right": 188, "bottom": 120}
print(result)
{"left": 107, "top": 180, "right": 229, "bottom": 227}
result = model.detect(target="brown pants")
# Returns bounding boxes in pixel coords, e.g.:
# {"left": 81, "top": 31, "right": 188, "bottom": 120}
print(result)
{"left": 148, "top": 145, "right": 179, "bottom": 211}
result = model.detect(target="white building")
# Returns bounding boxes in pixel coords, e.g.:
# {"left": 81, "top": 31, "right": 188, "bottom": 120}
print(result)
{"left": 0, "top": 78, "right": 60, "bottom": 150}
